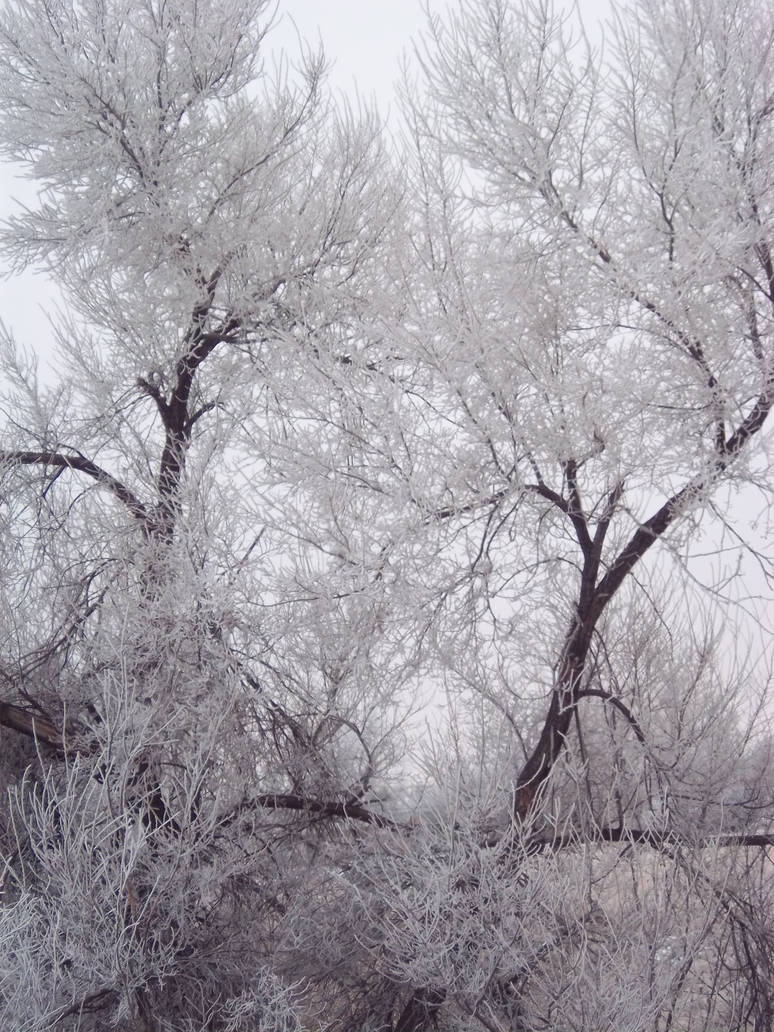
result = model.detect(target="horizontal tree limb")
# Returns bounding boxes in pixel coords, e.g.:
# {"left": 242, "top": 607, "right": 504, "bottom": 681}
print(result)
{"left": 0, "top": 449, "right": 148, "bottom": 522}
{"left": 542, "top": 824, "right": 774, "bottom": 851}
{"left": 254, "top": 792, "right": 400, "bottom": 829}
{"left": 0, "top": 699, "right": 767, "bottom": 846}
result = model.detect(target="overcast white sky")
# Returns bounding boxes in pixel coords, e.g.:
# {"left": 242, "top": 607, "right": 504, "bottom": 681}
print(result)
{"left": 275, "top": 0, "right": 435, "bottom": 101}
{"left": 276, "top": 0, "right": 611, "bottom": 97}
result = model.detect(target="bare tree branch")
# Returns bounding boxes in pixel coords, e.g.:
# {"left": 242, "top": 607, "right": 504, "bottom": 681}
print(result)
{"left": 0, "top": 450, "right": 148, "bottom": 523}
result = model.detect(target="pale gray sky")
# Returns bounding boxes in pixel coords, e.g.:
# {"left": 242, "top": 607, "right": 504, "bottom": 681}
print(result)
{"left": 276, "top": 0, "right": 435, "bottom": 101}
{"left": 275, "top": 0, "right": 611, "bottom": 98}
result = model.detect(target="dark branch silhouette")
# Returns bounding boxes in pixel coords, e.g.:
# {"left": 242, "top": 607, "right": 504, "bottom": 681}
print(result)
{"left": 0, "top": 450, "right": 148, "bottom": 522}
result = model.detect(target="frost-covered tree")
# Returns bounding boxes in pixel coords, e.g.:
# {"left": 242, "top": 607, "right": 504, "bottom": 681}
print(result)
{"left": 0, "top": 0, "right": 407, "bottom": 1028}
{"left": 1, "top": 0, "right": 774, "bottom": 1030}
{"left": 344, "top": 0, "right": 774, "bottom": 1026}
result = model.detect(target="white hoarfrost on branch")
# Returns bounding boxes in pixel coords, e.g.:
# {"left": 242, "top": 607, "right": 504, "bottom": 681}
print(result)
{"left": 0, "top": 0, "right": 773, "bottom": 1029}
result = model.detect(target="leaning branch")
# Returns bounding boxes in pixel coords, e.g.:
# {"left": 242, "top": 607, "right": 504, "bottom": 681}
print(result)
{"left": 254, "top": 793, "right": 400, "bottom": 829}
{"left": 516, "top": 379, "right": 774, "bottom": 821}
{"left": 594, "top": 379, "right": 773, "bottom": 618}
{"left": 0, "top": 450, "right": 148, "bottom": 523}
{"left": 575, "top": 688, "right": 648, "bottom": 745}
{"left": 0, "top": 700, "right": 64, "bottom": 751}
